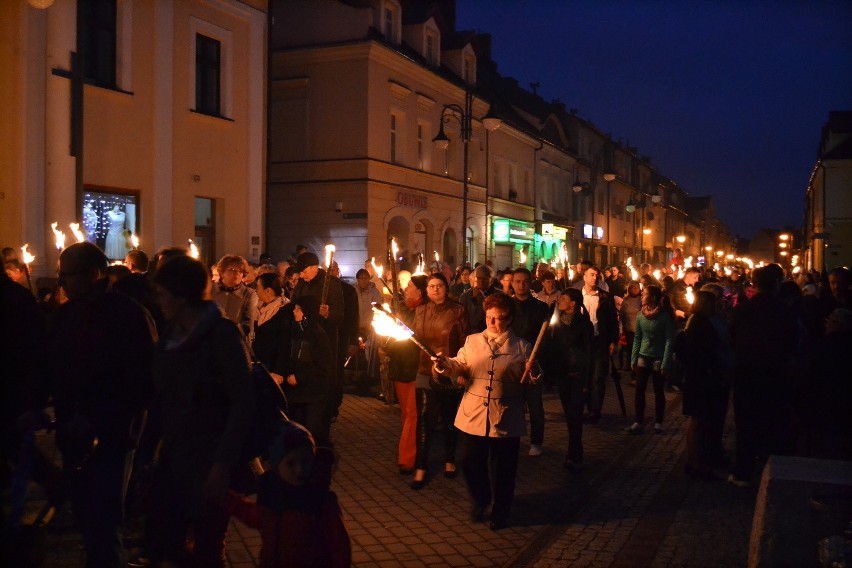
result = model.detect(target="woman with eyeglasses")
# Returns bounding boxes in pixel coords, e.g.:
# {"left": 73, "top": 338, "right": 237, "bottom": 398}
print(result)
{"left": 432, "top": 292, "right": 532, "bottom": 530}
{"left": 409, "top": 273, "right": 467, "bottom": 490}
{"left": 211, "top": 254, "right": 258, "bottom": 337}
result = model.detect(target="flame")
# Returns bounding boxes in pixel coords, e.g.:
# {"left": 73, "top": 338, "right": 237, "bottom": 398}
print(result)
{"left": 391, "top": 238, "right": 399, "bottom": 260}
{"left": 568, "top": 266, "right": 575, "bottom": 281}
{"left": 69, "top": 222, "right": 85, "bottom": 243}
{"left": 51, "top": 222, "right": 66, "bottom": 250}
{"left": 685, "top": 256, "right": 694, "bottom": 268}
{"left": 560, "top": 244, "right": 568, "bottom": 268}
{"left": 519, "top": 249, "right": 527, "bottom": 265}
{"left": 792, "top": 266, "right": 801, "bottom": 274}
{"left": 626, "top": 257, "right": 639, "bottom": 282}
{"left": 686, "top": 285, "right": 695, "bottom": 305}
{"left": 188, "top": 239, "right": 200, "bottom": 259}
{"left": 724, "top": 266, "right": 732, "bottom": 276}
{"left": 413, "top": 254, "right": 426, "bottom": 276}
{"left": 21, "top": 244, "right": 35, "bottom": 265}
{"left": 325, "top": 244, "right": 335, "bottom": 268}
{"left": 549, "top": 308, "right": 559, "bottom": 326}
{"left": 434, "top": 250, "right": 439, "bottom": 263}
{"left": 371, "top": 257, "right": 384, "bottom": 279}
{"left": 371, "top": 306, "right": 414, "bottom": 341}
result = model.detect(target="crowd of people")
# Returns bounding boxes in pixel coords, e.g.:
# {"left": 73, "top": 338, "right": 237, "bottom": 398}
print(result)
{"left": 1, "top": 239, "right": 850, "bottom": 565}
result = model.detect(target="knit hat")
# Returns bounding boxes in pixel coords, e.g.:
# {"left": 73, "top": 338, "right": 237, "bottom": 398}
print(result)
{"left": 268, "top": 421, "right": 315, "bottom": 466}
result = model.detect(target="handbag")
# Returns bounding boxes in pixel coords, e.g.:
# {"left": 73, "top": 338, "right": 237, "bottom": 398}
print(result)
{"left": 242, "top": 334, "right": 290, "bottom": 463}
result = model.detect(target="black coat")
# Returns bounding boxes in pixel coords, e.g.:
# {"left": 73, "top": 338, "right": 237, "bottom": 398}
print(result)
{"left": 678, "top": 314, "right": 729, "bottom": 418}
{"left": 285, "top": 318, "right": 333, "bottom": 404}
{"left": 252, "top": 307, "right": 292, "bottom": 377}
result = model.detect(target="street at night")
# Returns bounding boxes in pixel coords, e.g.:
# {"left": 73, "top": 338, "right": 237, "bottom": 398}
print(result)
{"left": 2, "top": 1, "right": 851, "bottom": 567}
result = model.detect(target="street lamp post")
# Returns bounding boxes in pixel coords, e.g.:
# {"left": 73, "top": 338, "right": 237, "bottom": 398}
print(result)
{"left": 603, "top": 173, "right": 616, "bottom": 266}
{"left": 625, "top": 193, "right": 647, "bottom": 262}
{"left": 433, "top": 91, "right": 501, "bottom": 267}
{"left": 572, "top": 173, "right": 593, "bottom": 262}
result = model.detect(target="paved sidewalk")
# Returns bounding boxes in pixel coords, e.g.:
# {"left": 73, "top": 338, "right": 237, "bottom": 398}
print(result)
{"left": 31, "top": 371, "right": 755, "bottom": 567}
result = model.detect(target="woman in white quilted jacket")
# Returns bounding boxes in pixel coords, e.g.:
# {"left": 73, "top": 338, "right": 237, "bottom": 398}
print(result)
{"left": 432, "top": 292, "right": 533, "bottom": 531}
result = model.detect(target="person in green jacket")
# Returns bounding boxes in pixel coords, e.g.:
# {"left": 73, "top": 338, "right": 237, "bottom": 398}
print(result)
{"left": 626, "top": 285, "right": 675, "bottom": 434}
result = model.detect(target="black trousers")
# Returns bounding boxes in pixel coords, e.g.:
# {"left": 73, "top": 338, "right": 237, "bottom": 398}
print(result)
{"left": 414, "top": 387, "right": 461, "bottom": 470}
{"left": 524, "top": 381, "right": 544, "bottom": 446}
{"left": 634, "top": 359, "right": 665, "bottom": 423}
{"left": 458, "top": 433, "right": 520, "bottom": 522}
{"left": 557, "top": 374, "right": 585, "bottom": 462}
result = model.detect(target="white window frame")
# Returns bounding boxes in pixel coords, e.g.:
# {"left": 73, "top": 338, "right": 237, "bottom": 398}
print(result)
{"left": 189, "top": 17, "right": 233, "bottom": 118}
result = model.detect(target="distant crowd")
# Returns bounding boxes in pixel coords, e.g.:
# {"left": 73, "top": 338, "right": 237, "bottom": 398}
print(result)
{"left": 2, "top": 241, "right": 850, "bottom": 566}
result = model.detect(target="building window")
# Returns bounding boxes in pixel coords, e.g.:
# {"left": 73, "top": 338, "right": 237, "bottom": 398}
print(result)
{"left": 384, "top": 8, "right": 394, "bottom": 40}
{"left": 81, "top": 0, "right": 117, "bottom": 88}
{"left": 195, "top": 34, "right": 221, "bottom": 116}
{"left": 417, "top": 123, "right": 424, "bottom": 169}
{"left": 426, "top": 35, "right": 434, "bottom": 64}
{"left": 390, "top": 114, "right": 398, "bottom": 164}
{"left": 493, "top": 161, "right": 502, "bottom": 197}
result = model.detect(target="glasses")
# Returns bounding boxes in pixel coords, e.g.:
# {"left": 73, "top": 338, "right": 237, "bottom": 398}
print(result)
{"left": 427, "top": 284, "right": 445, "bottom": 289}
{"left": 223, "top": 267, "right": 243, "bottom": 274}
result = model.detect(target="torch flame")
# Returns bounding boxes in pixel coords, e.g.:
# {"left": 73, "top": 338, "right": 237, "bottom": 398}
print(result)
{"left": 50, "top": 222, "right": 66, "bottom": 250}
{"left": 371, "top": 305, "right": 414, "bottom": 342}
{"left": 519, "top": 249, "right": 527, "bottom": 265}
{"left": 626, "top": 257, "right": 639, "bottom": 282}
{"left": 130, "top": 234, "right": 140, "bottom": 249}
{"left": 434, "top": 250, "right": 439, "bottom": 263}
{"left": 391, "top": 238, "right": 399, "bottom": 260}
{"left": 21, "top": 244, "right": 35, "bottom": 265}
{"left": 371, "top": 257, "right": 384, "bottom": 279}
{"left": 69, "top": 223, "right": 85, "bottom": 243}
{"left": 325, "top": 244, "right": 335, "bottom": 269}
{"left": 653, "top": 269, "right": 662, "bottom": 282}
{"left": 568, "top": 266, "right": 575, "bottom": 281}
{"left": 686, "top": 285, "right": 695, "bottom": 305}
{"left": 188, "top": 239, "right": 200, "bottom": 259}
{"left": 413, "top": 253, "right": 425, "bottom": 276}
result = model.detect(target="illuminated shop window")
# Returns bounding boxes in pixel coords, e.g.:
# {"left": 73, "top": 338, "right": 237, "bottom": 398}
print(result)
{"left": 81, "top": 190, "right": 138, "bottom": 260}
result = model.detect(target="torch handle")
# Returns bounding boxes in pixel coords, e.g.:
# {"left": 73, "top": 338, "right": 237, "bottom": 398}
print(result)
{"left": 320, "top": 251, "right": 334, "bottom": 307}
{"left": 521, "top": 319, "right": 550, "bottom": 383}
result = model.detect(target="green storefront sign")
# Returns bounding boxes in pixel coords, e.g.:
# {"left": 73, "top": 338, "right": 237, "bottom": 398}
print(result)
{"left": 493, "top": 218, "right": 535, "bottom": 243}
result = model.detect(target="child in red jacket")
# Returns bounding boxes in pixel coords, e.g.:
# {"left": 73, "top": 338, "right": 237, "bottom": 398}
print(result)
{"left": 227, "top": 421, "right": 351, "bottom": 567}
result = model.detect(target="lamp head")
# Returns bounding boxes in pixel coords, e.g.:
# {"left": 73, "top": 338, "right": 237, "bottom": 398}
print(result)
{"left": 432, "top": 123, "right": 450, "bottom": 150}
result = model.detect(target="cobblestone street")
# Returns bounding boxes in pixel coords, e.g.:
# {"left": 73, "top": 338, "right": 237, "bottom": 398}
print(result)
{"left": 32, "top": 370, "right": 755, "bottom": 567}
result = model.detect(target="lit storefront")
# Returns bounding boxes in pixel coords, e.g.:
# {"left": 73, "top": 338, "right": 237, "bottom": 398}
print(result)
{"left": 534, "top": 222, "right": 572, "bottom": 268}
{"left": 492, "top": 217, "right": 535, "bottom": 270}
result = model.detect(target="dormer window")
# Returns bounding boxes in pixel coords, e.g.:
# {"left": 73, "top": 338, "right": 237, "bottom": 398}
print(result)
{"left": 426, "top": 35, "right": 434, "bottom": 64}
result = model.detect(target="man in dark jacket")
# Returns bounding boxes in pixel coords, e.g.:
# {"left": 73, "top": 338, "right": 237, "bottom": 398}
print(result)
{"left": 511, "top": 268, "right": 551, "bottom": 455}
{"left": 459, "top": 265, "right": 500, "bottom": 333}
{"left": 581, "top": 266, "right": 619, "bottom": 424}
{"left": 49, "top": 242, "right": 157, "bottom": 567}
{"left": 293, "top": 252, "right": 345, "bottom": 423}
{"left": 728, "top": 265, "right": 798, "bottom": 486}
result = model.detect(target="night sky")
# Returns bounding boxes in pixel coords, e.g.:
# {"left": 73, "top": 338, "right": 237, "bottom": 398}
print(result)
{"left": 455, "top": 0, "right": 852, "bottom": 239}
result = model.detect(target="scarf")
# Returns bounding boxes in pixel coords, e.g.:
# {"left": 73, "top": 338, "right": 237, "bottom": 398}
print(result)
{"left": 483, "top": 329, "right": 510, "bottom": 351}
{"left": 257, "top": 295, "right": 287, "bottom": 327}
{"left": 641, "top": 304, "right": 661, "bottom": 319}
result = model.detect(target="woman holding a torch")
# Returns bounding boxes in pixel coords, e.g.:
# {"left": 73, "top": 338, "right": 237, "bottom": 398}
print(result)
{"left": 410, "top": 273, "right": 467, "bottom": 490}
{"left": 432, "top": 293, "right": 532, "bottom": 530}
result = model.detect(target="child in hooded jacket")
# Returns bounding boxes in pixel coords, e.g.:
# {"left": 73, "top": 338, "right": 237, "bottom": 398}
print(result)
{"left": 226, "top": 421, "right": 351, "bottom": 568}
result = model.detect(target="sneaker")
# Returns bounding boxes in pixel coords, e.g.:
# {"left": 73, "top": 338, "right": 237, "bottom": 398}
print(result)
{"left": 727, "top": 474, "right": 751, "bottom": 488}
{"left": 625, "top": 422, "right": 644, "bottom": 434}
{"left": 528, "top": 444, "right": 543, "bottom": 457}
{"left": 654, "top": 423, "right": 664, "bottom": 434}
